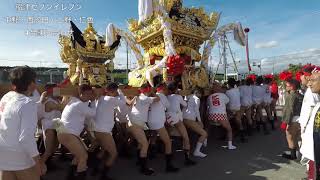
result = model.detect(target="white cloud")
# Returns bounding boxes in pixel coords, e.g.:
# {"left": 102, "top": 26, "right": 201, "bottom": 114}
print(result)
{"left": 27, "top": 50, "right": 45, "bottom": 58}
{"left": 254, "top": 41, "right": 278, "bottom": 49}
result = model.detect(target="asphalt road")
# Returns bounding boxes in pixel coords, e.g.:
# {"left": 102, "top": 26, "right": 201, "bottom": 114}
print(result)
{"left": 43, "top": 107, "right": 306, "bottom": 180}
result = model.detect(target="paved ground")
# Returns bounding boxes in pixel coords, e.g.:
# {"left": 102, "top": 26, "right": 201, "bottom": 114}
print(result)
{"left": 43, "top": 108, "right": 306, "bottom": 180}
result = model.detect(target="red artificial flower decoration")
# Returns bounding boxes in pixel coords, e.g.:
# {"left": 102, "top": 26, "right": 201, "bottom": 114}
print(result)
{"left": 301, "top": 64, "right": 315, "bottom": 76}
{"left": 279, "top": 71, "right": 293, "bottom": 81}
{"left": 246, "top": 74, "right": 257, "bottom": 82}
{"left": 295, "top": 71, "right": 303, "bottom": 82}
{"left": 280, "top": 122, "right": 287, "bottom": 132}
{"left": 167, "top": 55, "right": 189, "bottom": 76}
{"left": 264, "top": 74, "right": 274, "bottom": 80}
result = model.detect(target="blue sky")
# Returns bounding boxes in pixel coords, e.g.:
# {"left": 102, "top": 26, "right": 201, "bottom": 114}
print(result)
{"left": 0, "top": 0, "right": 319, "bottom": 73}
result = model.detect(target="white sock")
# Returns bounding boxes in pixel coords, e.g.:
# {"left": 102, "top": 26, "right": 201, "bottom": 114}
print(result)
{"left": 228, "top": 141, "right": 237, "bottom": 150}
{"left": 195, "top": 142, "right": 203, "bottom": 152}
{"left": 203, "top": 139, "right": 208, "bottom": 147}
{"left": 193, "top": 142, "right": 207, "bottom": 158}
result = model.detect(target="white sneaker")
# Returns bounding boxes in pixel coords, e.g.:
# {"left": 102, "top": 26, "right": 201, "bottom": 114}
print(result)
{"left": 228, "top": 145, "right": 237, "bottom": 150}
{"left": 193, "top": 151, "right": 207, "bottom": 158}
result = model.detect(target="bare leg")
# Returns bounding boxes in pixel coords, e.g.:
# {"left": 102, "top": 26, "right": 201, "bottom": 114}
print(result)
{"left": 174, "top": 121, "right": 196, "bottom": 165}
{"left": 174, "top": 121, "right": 190, "bottom": 151}
{"left": 183, "top": 120, "right": 208, "bottom": 143}
{"left": 15, "top": 166, "right": 40, "bottom": 180}
{"left": 41, "top": 129, "right": 59, "bottom": 163}
{"left": 127, "top": 125, "right": 155, "bottom": 176}
{"left": 219, "top": 119, "right": 236, "bottom": 150}
{"left": 95, "top": 132, "right": 118, "bottom": 178}
{"left": 127, "top": 125, "right": 149, "bottom": 157}
{"left": 0, "top": 171, "right": 17, "bottom": 180}
{"left": 157, "top": 127, "right": 180, "bottom": 172}
{"left": 57, "top": 133, "right": 88, "bottom": 172}
{"left": 158, "top": 127, "right": 172, "bottom": 154}
{"left": 95, "top": 132, "right": 118, "bottom": 167}
{"left": 184, "top": 119, "right": 208, "bottom": 158}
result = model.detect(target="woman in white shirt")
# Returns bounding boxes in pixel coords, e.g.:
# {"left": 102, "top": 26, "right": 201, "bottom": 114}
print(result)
{"left": 0, "top": 66, "right": 46, "bottom": 180}
{"left": 166, "top": 83, "right": 196, "bottom": 166}
{"left": 56, "top": 84, "right": 96, "bottom": 180}
{"left": 183, "top": 90, "right": 208, "bottom": 158}
{"left": 207, "top": 84, "right": 236, "bottom": 150}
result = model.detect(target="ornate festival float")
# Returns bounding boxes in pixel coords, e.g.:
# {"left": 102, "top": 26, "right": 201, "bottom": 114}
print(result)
{"left": 56, "top": 0, "right": 248, "bottom": 96}
{"left": 126, "top": 0, "right": 220, "bottom": 92}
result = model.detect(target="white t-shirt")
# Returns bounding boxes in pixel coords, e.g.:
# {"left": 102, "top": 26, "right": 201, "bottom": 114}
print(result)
{"left": 167, "top": 94, "right": 187, "bottom": 114}
{"left": 115, "top": 90, "right": 130, "bottom": 123}
{"left": 239, "top": 85, "right": 253, "bottom": 107}
{"left": 148, "top": 93, "right": 170, "bottom": 129}
{"left": 0, "top": 92, "right": 39, "bottom": 171}
{"left": 95, "top": 95, "right": 126, "bottom": 133}
{"left": 30, "top": 89, "right": 40, "bottom": 102}
{"left": 226, "top": 88, "right": 241, "bottom": 111}
{"left": 183, "top": 94, "right": 201, "bottom": 121}
{"left": 166, "top": 94, "right": 187, "bottom": 124}
{"left": 130, "top": 94, "right": 155, "bottom": 123}
{"left": 262, "top": 84, "right": 272, "bottom": 104}
{"left": 207, "top": 93, "right": 229, "bottom": 115}
{"left": 42, "top": 98, "right": 62, "bottom": 131}
{"left": 252, "top": 85, "right": 265, "bottom": 104}
{"left": 60, "top": 97, "right": 96, "bottom": 136}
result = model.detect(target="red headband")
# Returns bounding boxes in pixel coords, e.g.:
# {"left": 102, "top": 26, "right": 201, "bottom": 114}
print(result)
{"left": 303, "top": 72, "right": 312, "bottom": 77}
{"left": 156, "top": 86, "right": 165, "bottom": 92}
{"left": 313, "top": 66, "right": 320, "bottom": 74}
{"left": 139, "top": 86, "right": 152, "bottom": 94}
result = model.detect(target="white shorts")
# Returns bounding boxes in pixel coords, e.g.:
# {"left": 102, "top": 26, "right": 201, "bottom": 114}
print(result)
{"left": 264, "top": 99, "right": 272, "bottom": 105}
{"left": 53, "top": 119, "right": 71, "bottom": 135}
{"left": 148, "top": 118, "right": 165, "bottom": 130}
{"left": 128, "top": 120, "right": 148, "bottom": 130}
{"left": 166, "top": 112, "right": 183, "bottom": 126}
{"left": 42, "top": 119, "right": 54, "bottom": 131}
{"left": 94, "top": 126, "right": 113, "bottom": 134}
{"left": 253, "top": 100, "right": 263, "bottom": 106}
{"left": 84, "top": 118, "right": 96, "bottom": 133}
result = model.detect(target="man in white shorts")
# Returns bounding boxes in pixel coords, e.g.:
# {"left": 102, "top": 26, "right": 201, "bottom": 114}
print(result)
{"left": 128, "top": 84, "right": 159, "bottom": 176}
{"left": 239, "top": 79, "right": 254, "bottom": 136}
{"left": 226, "top": 78, "right": 246, "bottom": 142}
{"left": 166, "top": 82, "right": 197, "bottom": 166}
{"left": 253, "top": 76, "right": 270, "bottom": 135}
{"left": 56, "top": 84, "right": 96, "bottom": 180}
{"left": 148, "top": 84, "right": 180, "bottom": 172}
{"left": 93, "top": 83, "right": 127, "bottom": 180}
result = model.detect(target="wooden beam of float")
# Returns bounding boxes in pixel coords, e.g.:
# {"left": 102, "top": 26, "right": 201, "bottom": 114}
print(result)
{"left": 51, "top": 86, "right": 195, "bottom": 97}
{"left": 0, "top": 85, "right": 210, "bottom": 97}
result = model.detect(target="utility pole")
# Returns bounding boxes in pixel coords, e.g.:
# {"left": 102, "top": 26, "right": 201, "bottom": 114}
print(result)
{"left": 223, "top": 35, "right": 227, "bottom": 81}
{"left": 126, "top": 41, "right": 129, "bottom": 82}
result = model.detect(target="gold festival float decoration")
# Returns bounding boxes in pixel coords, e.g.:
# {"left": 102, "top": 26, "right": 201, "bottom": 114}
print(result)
{"left": 58, "top": 21, "right": 120, "bottom": 87}
{"left": 127, "top": 0, "right": 220, "bottom": 91}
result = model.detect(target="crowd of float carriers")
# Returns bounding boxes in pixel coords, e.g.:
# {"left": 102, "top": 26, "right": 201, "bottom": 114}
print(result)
{"left": 0, "top": 67, "right": 283, "bottom": 179}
